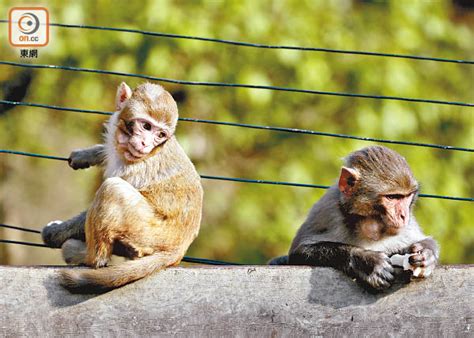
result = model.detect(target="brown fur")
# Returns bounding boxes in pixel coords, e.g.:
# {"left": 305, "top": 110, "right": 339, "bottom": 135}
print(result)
{"left": 51, "top": 82, "right": 203, "bottom": 293}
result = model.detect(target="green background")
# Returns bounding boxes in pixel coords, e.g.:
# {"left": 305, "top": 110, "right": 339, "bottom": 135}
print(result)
{"left": 0, "top": 0, "right": 472, "bottom": 265}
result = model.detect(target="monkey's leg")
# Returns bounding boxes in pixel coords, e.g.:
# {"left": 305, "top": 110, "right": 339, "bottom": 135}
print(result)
{"left": 290, "top": 241, "right": 394, "bottom": 290}
{"left": 85, "top": 177, "right": 156, "bottom": 268}
{"left": 42, "top": 211, "right": 87, "bottom": 248}
{"left": 68, "top": 144, "right": 106, "bottom": 170}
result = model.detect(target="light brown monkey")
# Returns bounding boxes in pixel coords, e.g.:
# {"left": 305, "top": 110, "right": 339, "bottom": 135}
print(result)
{"left": 42, "top": 82, "right": 203, "bottom": 293}
{"left": 269, "top": 146, "right": 438, "bottom": 291}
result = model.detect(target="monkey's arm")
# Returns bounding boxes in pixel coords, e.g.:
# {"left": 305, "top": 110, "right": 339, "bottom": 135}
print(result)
{"left": 42, "top": 211, "right": 86, "bottom": 248}
{"left": 289, "top": 241, "right": 394, "bottom": 290}
{"left": 68, "top": 144, "right": 106, "bottom": 170}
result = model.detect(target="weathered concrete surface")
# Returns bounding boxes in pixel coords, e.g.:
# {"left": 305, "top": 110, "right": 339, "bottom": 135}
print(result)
{"left": 0, "top": 265, "right": 472, "bottom": 337}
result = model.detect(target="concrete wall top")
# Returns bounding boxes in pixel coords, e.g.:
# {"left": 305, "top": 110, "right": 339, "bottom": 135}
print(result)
{"left": 1, "top": 265, "right": 472, "bottom": 337}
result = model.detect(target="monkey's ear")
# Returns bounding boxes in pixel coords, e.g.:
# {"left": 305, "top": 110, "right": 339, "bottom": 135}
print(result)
{"left": 338, "top": 167, "right": 360, "bottom": 196}
{"left": 115, "top": 82, "right": 132, "bottom": 111}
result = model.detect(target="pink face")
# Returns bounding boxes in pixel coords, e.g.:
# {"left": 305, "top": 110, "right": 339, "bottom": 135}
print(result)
{"left": 380, "top": 193, "right": 415, "bottom": 233}
{"left": 116, "top": 117, "right": 169, "bottom": 162}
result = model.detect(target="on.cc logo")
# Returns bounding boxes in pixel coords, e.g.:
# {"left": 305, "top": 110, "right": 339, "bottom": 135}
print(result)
{"left": 17, "top": 12, "right": 40, "bottom": 35}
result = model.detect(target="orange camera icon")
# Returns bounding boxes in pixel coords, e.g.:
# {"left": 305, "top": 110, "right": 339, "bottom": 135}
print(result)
{"left": 9, "top": 7, "right": 49, "bottom": 47}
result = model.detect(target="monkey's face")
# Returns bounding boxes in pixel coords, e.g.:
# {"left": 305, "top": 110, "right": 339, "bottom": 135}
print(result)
{"left": 113, "top": 82, "right": 178, "bottom": 163}
{"left": 378, "top": 192, "right": 416, "bottom": 234}
{"left": 116, "top": 117, "right": 170, "bottom": 162}
{"left": 339, "top": 146, "right": 419, "bottom": 237}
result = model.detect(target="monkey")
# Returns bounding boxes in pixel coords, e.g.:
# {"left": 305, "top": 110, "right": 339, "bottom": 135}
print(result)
{"left": 269, "top": 146, "right": 439, "bottom": 291}
{"left": 41, "top": 82, "right": 203, "bottom": 293}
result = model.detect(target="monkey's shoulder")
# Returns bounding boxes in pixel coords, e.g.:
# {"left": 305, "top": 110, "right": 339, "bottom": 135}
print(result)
{"left": 289, "top": 187, "right": 346, "bottom": 251}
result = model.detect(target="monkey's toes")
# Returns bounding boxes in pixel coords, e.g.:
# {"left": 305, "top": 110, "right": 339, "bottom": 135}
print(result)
{"left": 42, "top": 220, "right": 66, "bottom": 248}
{"left": 409, "top": 242, "right": 424, "bottom": 254}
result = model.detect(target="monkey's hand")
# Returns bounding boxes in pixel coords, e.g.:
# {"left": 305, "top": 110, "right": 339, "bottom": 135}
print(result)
{"left": 68, "top": 145, "right": 105, "bottom": 170}
{"left": 350, "top": 250, "right": 395, "bottom": 291}
{"left": 68, "top": 149, "right": 94, "bottom": 170}
{"left": 407, "top": 239, "right": 438, "bottom": 276}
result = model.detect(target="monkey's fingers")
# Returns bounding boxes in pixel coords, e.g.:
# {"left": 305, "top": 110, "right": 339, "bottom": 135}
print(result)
{"left": 363, "top": 259, "right": 395, "bottom": 290}
{"left": 364, "top": 272, "right": 393, "bottom": 290}
{"left": 68, "top": 157, "right": 91, "bottom": 170}
{"left": 409, "top": 249, "right": 436, "bottom": 268}
{"left": 409, "top": 242, "right": 424, "bottom": 254}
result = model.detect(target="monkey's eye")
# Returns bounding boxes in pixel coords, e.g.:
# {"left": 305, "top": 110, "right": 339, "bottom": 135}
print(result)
{"left": 125, "top": 121, "right": 134, "bottom": 133}
{"left": 386, "top": 194, "right": 404, "bottom": 200}
{"left": 143, "top": 122, "right": 152, "bottom": 131}
{"left": 158, "top": 131, "right": 167, "bottom": 138}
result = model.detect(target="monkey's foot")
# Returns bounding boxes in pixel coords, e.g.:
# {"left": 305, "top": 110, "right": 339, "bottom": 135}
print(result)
{"left": 93, "top": 258, "right": 109, "bottom": 268}
{"left": 42, "top": 220, "right": 68, "bottom": 248}
{"left": 62, "top": 239, "right": 87, "bottom": 265}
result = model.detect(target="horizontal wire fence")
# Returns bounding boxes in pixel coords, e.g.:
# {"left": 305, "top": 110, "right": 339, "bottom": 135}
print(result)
{"left": 0, "top": 224, "right": 238, "bottom": 265}
{"left": 1, "top": 99, "right": 472, "bottom": 153}
{"left": 0, "top": 239, "right": 238, "bottom": 265}
{"left": 1, "top": 61, "right": 473, "bottom": 107}
{"left": 1, "top": 149, "right": 473, "bottom": 202}
{"left": 0, "top": 20, "right": 473, "bottom": 266}
{"left": 1, "top": 20, "right": 473, "bottom": 64}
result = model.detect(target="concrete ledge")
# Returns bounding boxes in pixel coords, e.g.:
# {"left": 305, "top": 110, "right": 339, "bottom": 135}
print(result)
{"left": 1, "top": 265, "right": 473, "bottom": 337}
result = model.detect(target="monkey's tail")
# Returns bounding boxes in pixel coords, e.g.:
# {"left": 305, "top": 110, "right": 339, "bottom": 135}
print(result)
{"left": 267, "top": 255, "right": 289, "bottom": 265}
{"left": 59, "top": 251, "right": 182, "bottom": 293}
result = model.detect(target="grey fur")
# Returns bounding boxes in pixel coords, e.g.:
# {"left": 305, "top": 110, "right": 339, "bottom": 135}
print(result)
{"left": 42, "top": 211, "right": 87, "bottom": 248}
{"left": 271, "top": 146, "right": 438, "bottom": 291}
{"left": 69, "top": 144, "right": 106, "bottom": 170}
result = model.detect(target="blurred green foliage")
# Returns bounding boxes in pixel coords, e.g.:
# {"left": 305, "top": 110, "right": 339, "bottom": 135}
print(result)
{"left": 0, "top": 0, "right": 472, "bottom": 265}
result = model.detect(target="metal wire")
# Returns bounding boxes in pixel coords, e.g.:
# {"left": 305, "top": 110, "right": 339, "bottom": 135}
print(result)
{"left": 1, "top": 99, "right": 471, "bottom": 153}
{"left": 1, "top": 61, "right": 472, "bottom": 107}
{"left": 0, "top": 238, "right": 239, "bottom": 265}
{"left": 0, "top": 223, "right": 41, "bottom": 234}
{"left": 0, "top": 19, "right": 470, "bottom": 268}
{"left": 0, "top": 239, "right": 48, "bottom": 248}
{"left": 0, "top": 149, "right": 68, "bottom": 161}
{"left": 0, "top": 20, "right": 472, "bottom": 64}
{"left": 1, "top": 149, "right": 472, "bottom": 202}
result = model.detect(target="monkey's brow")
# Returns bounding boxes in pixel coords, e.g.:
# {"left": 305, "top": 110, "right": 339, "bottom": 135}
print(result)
{"left": 127, "top": 117, "right": 163, "bottom": 128}
{"left": 384, "top": 190, "right": 418, "bottom": 198}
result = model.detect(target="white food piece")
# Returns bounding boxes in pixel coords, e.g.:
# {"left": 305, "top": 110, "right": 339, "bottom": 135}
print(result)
{"left": 414, "top": 264, "right": 434, "bottom": 278}
{"left": 390, "top": 254, "right": 412, "bottom": 270}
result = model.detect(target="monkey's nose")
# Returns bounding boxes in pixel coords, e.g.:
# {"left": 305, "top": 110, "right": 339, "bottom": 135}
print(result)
{"left": 399, "top": 211, "right": 410, "bottom": 226}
